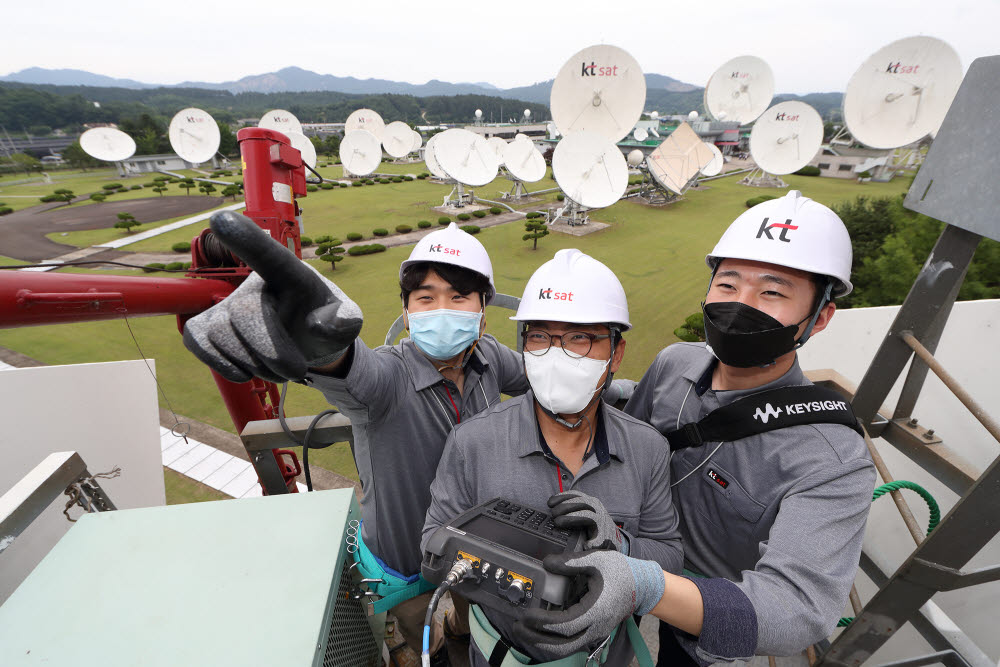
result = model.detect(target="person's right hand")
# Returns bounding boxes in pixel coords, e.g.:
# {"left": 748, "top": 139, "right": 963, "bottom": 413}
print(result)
{"left": 182, "top": 210, "right": 363, "bottom": 383}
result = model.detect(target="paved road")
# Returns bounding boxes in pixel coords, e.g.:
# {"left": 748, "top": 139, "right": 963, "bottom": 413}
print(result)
{"left": 0, "top": 196, "right": 222, "bottom": 261}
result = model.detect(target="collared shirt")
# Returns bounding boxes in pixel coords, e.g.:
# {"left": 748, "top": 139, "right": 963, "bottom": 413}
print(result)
{"left": 626, "top": 342, "right": 876, "bottom": 662}
{"left": 306, "top": 334, "right": 528, "bottom": 576}
{"left": 423, "top": 392, "right": 683, "bottom": 665}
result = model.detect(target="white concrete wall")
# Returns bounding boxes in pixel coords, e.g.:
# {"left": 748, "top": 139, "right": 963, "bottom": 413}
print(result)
{"left": 799, "top": 299, "right": 1000, "bottom": 662}
{"left": 0, "top": 360, "right": 165, "bottom": 604}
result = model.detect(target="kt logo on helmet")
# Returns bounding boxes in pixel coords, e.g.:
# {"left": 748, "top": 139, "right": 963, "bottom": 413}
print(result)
{"left": 756, "top": 217, "right": 798, "bottom": 243}
{"left": 538, "top": 288, "right": 574, "bottom": 301}
{"left": 580, "top": 62, "right": 620, "bottom": 77}
{"left": 428, "top": 244, "right": 461, "bottom": 256}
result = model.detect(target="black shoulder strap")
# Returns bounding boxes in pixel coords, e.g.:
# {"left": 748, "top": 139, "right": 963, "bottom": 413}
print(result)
{"left": 665, "top": 385, "right": 863, "bottom": 451}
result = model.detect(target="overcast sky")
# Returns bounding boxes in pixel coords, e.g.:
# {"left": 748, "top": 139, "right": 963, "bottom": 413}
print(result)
{"left": 4, "top": 0, "right": 997, "bottom": 94}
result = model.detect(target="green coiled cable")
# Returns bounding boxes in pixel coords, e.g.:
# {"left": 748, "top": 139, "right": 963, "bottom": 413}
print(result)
{"left": 838, "top": 480, "right": 940, "bottom": 628}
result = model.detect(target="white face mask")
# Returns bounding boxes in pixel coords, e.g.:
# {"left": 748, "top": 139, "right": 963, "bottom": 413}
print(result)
{"left": 523, "top": 351, "right": 610, "bottom": 415}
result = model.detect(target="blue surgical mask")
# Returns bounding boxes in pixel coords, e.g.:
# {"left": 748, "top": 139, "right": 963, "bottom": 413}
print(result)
{"left": 406, "top": 308, "right": 483, "bottom": 361}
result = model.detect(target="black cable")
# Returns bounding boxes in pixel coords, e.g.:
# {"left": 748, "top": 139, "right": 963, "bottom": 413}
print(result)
{"left": 278, "top": 381, "right": 340, "bottom": 492}
{"left": 303, "top": 161, "right": 324, "bottom": 184}
{"left": 0, "top": 260, "right": 194, "bottom": 271}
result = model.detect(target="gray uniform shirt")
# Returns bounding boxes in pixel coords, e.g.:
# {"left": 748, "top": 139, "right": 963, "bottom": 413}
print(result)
{"left": 626, "top": 343, "right": 876, "bottom": 663}
{"left": 306, "top": 334, "right": 528, "bottom": 576}
{"left": 422, "top": 392, "right": 684, "bottom": 665}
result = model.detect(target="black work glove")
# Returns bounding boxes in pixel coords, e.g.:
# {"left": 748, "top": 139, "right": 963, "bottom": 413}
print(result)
{"left": 548, "top": 490, "right": 625, "bottom": 553}
{"left": 182, "top": 210, "right": 363, "bottom": 383}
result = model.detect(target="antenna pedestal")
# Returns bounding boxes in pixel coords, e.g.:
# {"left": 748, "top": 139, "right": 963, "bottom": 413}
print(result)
{"left": 739, "top": 169, "right": 787, "bottom": 188}
{"left": 637, "top": 170, "right": 676, "bottom": 205}
{"left": 444, "top": 183, "right": 474, "bottom": 208}
{"left": 552, "top": 200, "right": 590, "bottom": 227}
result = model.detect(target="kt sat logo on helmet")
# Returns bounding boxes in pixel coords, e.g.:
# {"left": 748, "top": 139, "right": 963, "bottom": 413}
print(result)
{"left": 428, "top": 243, "right": 461, "bottom": 256}
{"left": 756, "top": 217, "right": 798, "bottom": 243}
{"left": 537, "top": 288, "right": 574, "bottom": 301}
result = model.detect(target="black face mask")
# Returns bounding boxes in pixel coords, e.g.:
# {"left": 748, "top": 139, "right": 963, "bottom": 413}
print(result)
{"left": 702, "top": 301, "right": 809, "bottom": 368}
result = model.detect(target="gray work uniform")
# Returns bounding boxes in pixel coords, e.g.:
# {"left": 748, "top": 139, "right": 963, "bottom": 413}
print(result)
{"left": 423, "top": 392, "right": 684, "bottom": 666}
{"left": 305, "top": 334, "right": 528, "bottom": 576}
{"left": 625, "top": 343, "right": 876, "bottom": 664}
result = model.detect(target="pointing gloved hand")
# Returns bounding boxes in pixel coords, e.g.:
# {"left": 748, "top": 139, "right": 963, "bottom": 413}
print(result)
{"left": 549, "top": 490, "right": 625, "bottom": 553}
{"left": 182, "top": 210, "right": 363, "bottom": 383}
{"left": 510, "top": 550, "right": 665, "bottom": 658}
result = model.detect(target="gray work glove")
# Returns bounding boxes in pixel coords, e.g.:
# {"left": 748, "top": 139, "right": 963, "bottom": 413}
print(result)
{"left": 182, "top": 210, "right": 363, "bottom": 383}
{"left": 510, "top": 550, "right": 664, "bottom": 658}
{"left": 548, "top": 490, "right": 625, "bottom": 553}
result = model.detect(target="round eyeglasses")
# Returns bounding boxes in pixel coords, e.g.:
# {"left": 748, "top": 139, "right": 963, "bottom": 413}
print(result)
{"left": 523, "top": 330, "right": 612, "bottom": 358}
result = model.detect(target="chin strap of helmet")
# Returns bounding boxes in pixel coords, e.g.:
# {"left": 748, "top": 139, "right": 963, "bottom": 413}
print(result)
{"left": 795, "top": 279, "right": 834, "bottom": 348}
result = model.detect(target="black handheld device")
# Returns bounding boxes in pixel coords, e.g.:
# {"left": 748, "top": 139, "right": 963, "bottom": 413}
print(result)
{"left": 421, "top": 498, "right": 587, "bottom": 613}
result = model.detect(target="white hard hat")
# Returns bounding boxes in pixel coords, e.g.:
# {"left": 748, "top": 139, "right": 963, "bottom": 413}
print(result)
{"left": 511, "top": 249, "right": 631, "bottom": 330}
{"left": 400, "top": 222, "right": 495, "bottom": 303}
{"left": 706, "top": 190, "right": 854, "bottom": 296}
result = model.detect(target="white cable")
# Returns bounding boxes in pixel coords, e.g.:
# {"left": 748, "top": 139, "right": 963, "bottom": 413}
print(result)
{"left": 669, "top": 382, "right": 724, "bottom": 488}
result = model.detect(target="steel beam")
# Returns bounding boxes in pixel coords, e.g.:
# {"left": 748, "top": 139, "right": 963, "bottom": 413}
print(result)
{"left": 0, "top": 452, "right": 88, "bottom": 554}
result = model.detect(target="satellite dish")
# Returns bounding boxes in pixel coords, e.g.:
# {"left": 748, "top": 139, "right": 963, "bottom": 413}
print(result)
{"left": 546, "top": 122, "right": 560, "bottom": 137}
{"left": 433, "top": 128, "right": 499, "bottom": 187}
{"left": 704, "top": 56, "right": 774, "bottom": 124}
{"left": 633, "top": 128, "right": 649, "bottom": 142}
{"left": 717, "top": 111, "right": 728, "bottom": 121}
{"left": 523, "top": 109, "right": 531, "bottom": 119}
{"left": 79, "top": 127, "right": 136, "bottom": 162}
{"left": 487, "top": 137, "right": 508, "bottom": 165}
{"left": 552, "top": 130, "right": 629, "bottom": 209}
{"left": 339, "top": 130, "right": 382, "bottom": 177}
{"left": 650, "top": 111, "right": 659, "bottom": 119}
{"left": 409, "top": 130, "right": 423, "bottom": 153}
{"left": 688, "top": 111, "right": 699, "bottom": 120}
{"left": 345, "top": 108, "right": 386, "bottom": 141}
{"left": 646, "top": 122, "right": 716, "bottom": 195}
{"left": 258, "top": 109, "right": 303, "bottom": 136}
{"left": 475, "top": 109, "right": 483, "bottom": 118}
{"left": 843, "top": 36, "right": 962, "bottom": 149}
{"left": 700, "top": 142, "right": 724, "bottom": 177}
{"left": 285, "top": 131, "right": 317, "bottom": 169}
{"left": 627, "top": 149, "right": 644, "bottom": 167}
{"left": 168, "top": 108, "right": 221, "bottom": 164}
{"left": 649, "top": 127, "right": 660, "bottom": 138}
{"left": 749, "top": 101, "right": 824, "bottom": 175}
{"left": 423, "top": 134, "right": 449, "bottom": 179}
{"left": 514, "top": 133, "right": 532, "bottom": 144}
{"left": 502, "top": 139, "right": 546, "bottom": 183}
{"left": 382, "top": 121, "right": 415, "bottom": 159}
{"left": 550, "top": 44, "right": 646, "bottom": 142}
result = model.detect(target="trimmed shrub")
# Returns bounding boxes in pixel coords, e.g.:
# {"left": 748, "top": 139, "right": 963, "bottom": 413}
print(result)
{"left": 438, "top": 216, "right": 451, "bottom": 225}
{"left": 348, "top": 243, "right": 387, "bottom": 256}
{"left": 372, "top": 228, "right": 389, "bottom": 237}
{"left": 403, "top": 175, "right": 414, "bottom": 181}
{"left": 339, "top": 182, "right": 349, "bottom": 188}
{"left": 143, "top": 263, "right": 166, "bottom": 273}
{"left": 346, "top": 232, "right": 363, "bottom": 241}
{"left": 39, "top": 194, "right": 60, "bottom": 203}
{"left": 417, "top": 174, "right": 427, "bottom": 179}
{"left": 300, "top": 236, "right": 313, "bottom": 247}
{"left": 172, "top": 241, "right": 191, "bottom": 253}
{"left": 489, "top": 206, "right": 502, "bottom": 215}
{"left": 472, "top": 210, "right": 487, "bottom": 218}
{"left": 89, "top": 193, "right": 107, "bottom": 202}
{"left": 745, "top": 195, "right": 777, "bottom": 208}
{"left": 102, "top": 183, "right": 123, "bottom": 191}
{"left": 306, "top": 184, "right": 318, "bottom": 192}
{"left": 556, "top": 193, "right": 565, "bottom": 201}
{"left": 525, "top": 211, "right": 542, "bottom": 219}
{"left": 379, "top": 178, "right": 391, "bottom": 184}
{"left": 130, "top": 184, "right": 142, "bottom": 190}
{"left": 794, "top": 165, "right": 821, "bottom": 176}
{"left": 460, "top": 225, "right": 480, "bottom": 235}
{"left": 395, "top": 224, "right": 413, "bottom": 234}
{"left": 352, "top": 181, "right": 364, "bottom": 187}
{"left": 320, "top": 182, "right": 335, "bottom": 190}
{"left": 165, "top": 261, "right": 185, "bottom": 271}
{"left": 392, "top": 176, "right": 403, "bottom": 183}
{"left": 417, "top": 220, "right": 432, "bottom": 229}
{"left": 183, "top": 262, "right": 192, "bottom": 270}
{"left": 364, "top": 179, "right": 375, "bottom": 185}
{"left": 315, "top": 235, "right": 333, "bottom": 244}
{"left": 0, "top": 207, "right": 13, "bottom": 216}
{"left": 457, "top": 213, "right": 471, "bottom": 221}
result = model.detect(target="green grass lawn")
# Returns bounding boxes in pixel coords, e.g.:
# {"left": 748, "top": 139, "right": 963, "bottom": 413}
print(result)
{"left": 0, "top": 171, "right": 909, "bottom": 481}
{"left": 165, "top": 468, "right": 229, "bottom": 504}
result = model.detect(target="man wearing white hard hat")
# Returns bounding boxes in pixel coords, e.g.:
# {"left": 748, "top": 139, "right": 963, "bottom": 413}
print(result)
{"left": 513, "top": 192, "right": 877, "bottom": 665}
{"left": 423, "top": 249, "right": 683, "bottom": 667}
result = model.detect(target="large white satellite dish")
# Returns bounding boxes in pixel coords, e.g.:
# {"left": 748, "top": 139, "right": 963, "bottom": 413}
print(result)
{"left": 843, "top": 36, "right": 962, "bottom": 149}
{"left": 284, "top": 130, "right": 317, "bottom": 169}
{"left": 547, "top": 122, "right": 560, "bottom": 138}
{"left": 646, "top": 122, "right": 715, "bottom": 195}
{"left": 688, "top": 111, "right": 699, "bottom": 120}
{"left": 487, "top": 137, "right": 508, "bottom": 165}
{"left": 704, "top": 56, "right": 774, "bottom": 124}
{"left": 700, "top": 142, "right": 724, "bottom": 177}
{"left": 502, "top": 138, "right": 546, "bottom": 183}
{"left": 409, "top": 130, "right": 423, "bottom": 153}
{"left": 749, "top": 101, "right": 824, "bottom": 175}
{"left": 633, "top": 128, "right": 648, "bottom": 142}
{"left": 627, "top": 149, "right": 645, "bottom": 167}
{"left": 79, "top": 127, "right": 136, "bottom": 162}
{"left": 258, "top": 109, "right": 303, "bottom": 136}
{"left": 382, "top": 121, "right": 414, "bottom": 159}
{"left": 552, "top": 130, "right": 629, "bottom": 209}
{"left": 423, "top": 134, "right": 449, "bottom": 179}
{"left": 345, "top": 108, "right": 386, "bottom": 141}
{"left": 339, "top": 130, "right": 381, "bottom": 177}
{"left": 433, "top": 128, "right": 499, "bottom": 187}
{"left": 514, "top": 133, "right": 532, "bottom": 144}
{"left": 550, "top": 44, "right": 646, "bottom": 142}
{"left": 168, "top": 108, "right": 221, "bottom": 164}
{"left": 650, "top": 111, "right": 659, "bottom": 119}
{"left": 649, "top": 127, "right": 660, "bottom": 138}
